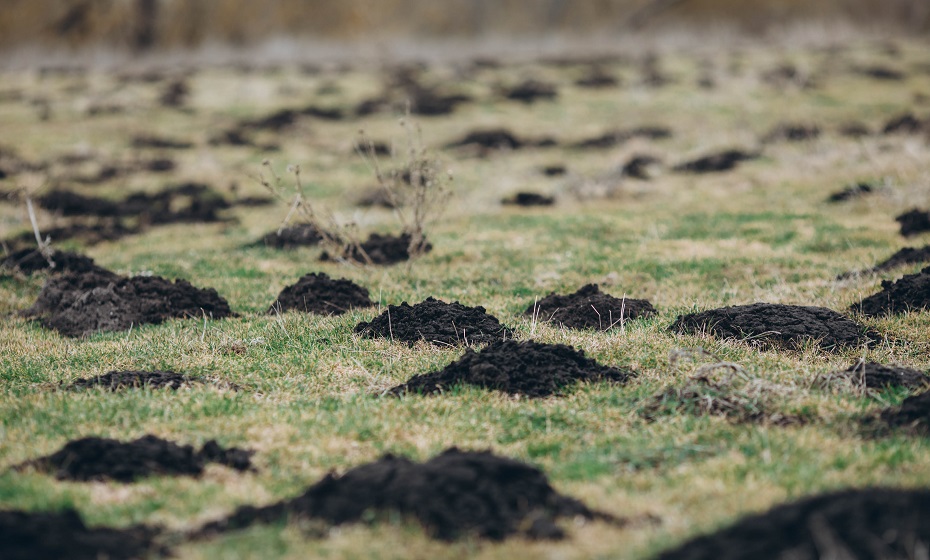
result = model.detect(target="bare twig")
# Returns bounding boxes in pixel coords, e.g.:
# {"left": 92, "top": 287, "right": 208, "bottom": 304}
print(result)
{"left": 25, "top": 196, "right": 55, "bottom": 269}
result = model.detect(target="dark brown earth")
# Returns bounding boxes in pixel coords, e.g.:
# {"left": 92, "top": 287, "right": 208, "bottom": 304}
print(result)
{"left": 542, "top": 164, "right": 567, "bottom": 176}
{"left": 526, "top": 284, "right": 656, "bottom": 331}
{"left": 1, "top": 249, "right": 104, "bottom": 275}
{"left": 838, "top": 121, "right": 872, "bottom": 137}
{"left": 503, "top": 79, "right": 558, "bottom": 103}
{"left": 654, "top": 488, "right": 930, "bottom": 560}
{"left": 354, "top": 297, "right": 512, "bottom": 346}
{"left": 896, "top": 208, "right": 930, "bottom": 236}
{"left": 880, "top": 390, "right": 930, "bottom": 434}
{"left": 825, "top": 181, "right": 876, "bottom": 202}
{"left": 2, "top": 221, "right": 140, "bottom": 247}
{"left": 17, "top": 435, "right": 254, "bottom": 482}
{"left": 446, "top": 128, "right": 525, "bottom": 150}
{"left": 670, "top": 303, "right": 874, "bottom": 350}
{"left": 501, "top": 192, "right": 555, "bottom": 206}
{"left": 387, "top": 340, "right": 635, "bottom": 398}
{"left": 572, "top": 126, "right": 671, "bottom": 149}
{"left": 259, "top": 223, "right": 322, "bottom": 248}
{"left": 762, "top": 123, "right": 820, "bottom": 143}
{"left": 575, "top": 68, "right": 619, "bottom": 88}
{"left": 268, "top": 272, "right": 373, "bottom": 315}
{"left": 23, "top": 269, "right": 234, "bottom": 337}
{"left": 819, "top": 361, "right": 929, "bottom": 390}
{"left": 0, "top": 508, "right": 164, "bottom": 560}
{"left": 673, "top": 150, "right": 758, "bottom": 173}
{"left": 197, "top": 448, "right": 616, "bottom": 541}
{"left": 321, "top": 232, "right": 432, "bottom": 265}
{"left": 65, "top": 370, "right": 201, "bottom": 391}
{"left": 859, "top": 65, "right": 907, "bottom": 81}
{"left": 882, "top": 112, "right": 928, "bottom": 134}
{"left": 130, "top": 134, "right": 193, "bottom": 150}
{"left": 621, "top": 155, "right": 662, "bottom": 180}
{"left": 851, "top": 265, "right": 930, "bottom": 316}
{"left": 836, "top": 245, "right": 930, "bottom": 279}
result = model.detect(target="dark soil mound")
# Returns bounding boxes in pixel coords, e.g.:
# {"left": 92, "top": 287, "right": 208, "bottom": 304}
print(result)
{"left": 654, "top": 488, "right": 930, "bottom": 560}
{"left": 882, "top": 113, "right": 928, "bottom": 134}
{"left": 3, "top": 221, "right": 139, "bottom": 247}
{"left": 572, "top": 127, "right": 671, "bottom": 150}
{"left": 198, "top": 447, "right": 614, "bottom": 541}
{"left": 502, "top": 192, "right": 555, "bottom": 206}
{"left": 762, "top": 123, "right": 820, "bottom": 143}
{"left": 241, "top": 108, "right": 299, "bottom": 131}
{"left": 130, "top": 134, "right": 193, "bottom": 150}
{"left": 859, "top": 65, "right": 906, "bottom": 81}
{"left": 65, "top": 370, "right": 200, "bottom": 391}
{"left": 837, "top": 245, "right": 930, "bottom": 279}
{"left": 820, "top": 361, "right": 929, "bottom": 390}
{"left": 388, "top": 340, "right": 634, "bottom": 397}
{"left": 880, "top": 390, "right": 930, "bottom": 433}
{"left": 23, "top": 269, "right": 234, "bottom": 338}
{"left": 542, "top": 164, "right": 567, "bottom": 176}
{"left": 838, "top": 121, "right": 872, "bottom": 137}
{"left": 851, "top": 265, "right": 930, "bottom": 316}
{"left": 260, "top": 223, "right": 322, "bottom": 248}
{"left": 354, "top": 297, "right": 512, "bottom": 346}
{"left": 17, "top": 435, "right": 254, "bottom": 482}
{"left": 268, "top": 273, "right": 373, "bottom": 315}
{"left": 446, "top": 128, "right": 524, "bottom": 150}
{"left": 673, "top": 150, "right": 758, "bottom": 173}
{"left": 575, "top": 68, "right": 619, "bottom": 88}
{"left": 322, "top": 232, "right": 431, "bottom": 265}
{"left": 621, "top": 155, "right": 662, "bottom": 180}
{"left": 826, "top": 181, "right": 876, "bottom": 202}
{"left": 0, "top": 508, "right": 163, "bottom": 560}
{"left": 670, "top": 303, "right": 873, "bottom": 350}
{"left": 504, "top": 80, "right": 557, "bottom": 103}
{"left": 896, "top": 208, "right": 930, "bottom": 236}
{"left": 526, "top": 284, "right": 656, "bottom": 331}
{"left": 409, "top": 89, "right": 471, "bottom": 116}
{"left": 1, "top": 249, "right": 104, "bottom": 275}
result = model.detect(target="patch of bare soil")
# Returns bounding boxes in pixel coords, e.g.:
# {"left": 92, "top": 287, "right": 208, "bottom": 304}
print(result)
{"left": 851, "top": 265, "right": 930, "bottom": 316}
{"left": 321, "top": 232, "right": 431, "bottom": 265}
{"left": 65, "top": 370, "right": 201, "bottom": 391}
{"left": 197, "top": 448, "right": 619, "bottom": 541}
{"left": 445, "top": 128, "right": 556, "bottom": 154}
{"left": 542, "top": 164, "right": 567, "bottom": 176}
{"left": 526, "top": 284, "right": 656, "bottom": 331}
{"left": 258, "top": 223, "right": 322, "bottom": 249}
{"left": 22, "top": 269, "right": 234, "bottom": 338}
{"left": 502, "top": 192, "right": 555, "bottom": 206}
{"left": 387, "top": 340, "right": 634, "bottom": 397}
{"left": 0, "top": 509, "right": 164, "bottom": 560}
{"left": 818, "top": 361, "right": 929, "bottom": 391}
{"left": 354, "top": 297, "right": 512, "bottom": 347}
{"left": 1, "top": 249, "right": 104, "bottom": 275}
{"left": 880, "top": 391, "right": 930, "bottom": 434}
{"left": 503, "top": 80, "right": 558, "bottom": 103}
{"left": 16, "top": 435, "right": 254, "bottom": 482}
{"left": 670, "top": 303, "right": 874, "bottom": 350}
{"left": 896, "top": 208, "right": 930, "bottom": 236}
{"left": 654, "top": 488, "right": 930, "bottom": 560}
{"left": 2, "top": 221, "right": 139, "bottom": 247}
{"left": 858, "top": 65, "right": 907, "bottom": 81}
{"left": 268, "top": 272, "right": 373, "bottom": 315}
{"left": 825, "top": 181, "right": 876, "bottom": 202}
{"left": 672, "top": 150, "right": 758, "bottom": 173}
{"left": 837, "top": 245, "right": 930, "bottom": 279}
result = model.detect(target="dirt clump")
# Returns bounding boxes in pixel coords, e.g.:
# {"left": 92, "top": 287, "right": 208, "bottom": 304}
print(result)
{"left": 838, "top": 121, "right": 872, "bottom": 137}
{"left": 621, "top": 155, "right": 662, "bottom": 180}
{"left": 837, "top": 245, "right": 930, "bottom": 279}
{"left": 883, "top": 113, "right": 928, "bottom": 134}
{"left": 654, "top": 488, "right": 930, "bottom": 560}
{"left": 572, "top": 126, "right": 671, "bottom": 149}
{"left": 818, "top": 361, "right": 929, "bottom": 391}
{"left": 388, "top": 340, "right": 634, "bottom": 398}
{"left": 354, "top": 297, "right": 512, "bottom": 346}
{"left": 197, "top": 447, "right": 616, "bottom": 541}
{"left": 0, "top": 508, "right": 164, "bottom": 560}
{"left": 446, "top": 128, "right": 524, "bottom": 151}
{"left": 1, "top": 249, "right": 104, "bottom": 276}
{"left": 3, "top": 221, "right": 139, "bottom": 247}
{"left": 502, "top": 192, "right": 555, "bottom": 206}
{"left": 896, "top": 208, "right": 930, "bottom": 236}
{"left": 23, "top": 269, "right": 234, "bottom": 338}
{"left": 268, "top": 272, "right": 373, "bottom": 315}
{"left": 526, "top": 284, "right": 656, "bottom": 331}
{"left": 65, "top": 370, "right": 201, "bottom": 391}
{"left": 259, "top": 223, "right": 322, "bottom": 248}
{"left": 503, "top": 79, "right": 557, "bottom": 103}
{"left": 880, "top": 390, "right": 930, "bottom": 434}
{"left": 130, "top": 134, "right": 193, "bottom": 150}
{"left": 575, "top": 68, "right": 619, "bottom": 88}
{"left": 321, "top": 232, "right": 431, "bottom": 265}
{"left": 670, "top": 303, "right": 873, "bottom": 350}
{"left": 762, "top": 123, "right": 820, "bottom": 143}
{"left": 673, "top": 150, "right": 758, "bottom": 173}
{"left": 825, "top": 181, "right": 876, "bottom": 202}
{"left": 851, "top": 265, "right": 930, "bottom": 316}
{"left": 17, "top": 435, "right": 254, "bottom": 482}
{"left": 542, "top": 164, "right": 567, "bottom": 176}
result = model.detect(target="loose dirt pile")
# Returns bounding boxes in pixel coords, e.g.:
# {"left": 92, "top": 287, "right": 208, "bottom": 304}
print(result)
{"left": 896, "top": 208, "right": 930, "bottom": 236}
{"left": 0, "top": 508, "right": 164, "bottom": 560}
{"left": 851, "top": 266, "right": 930, "bottom": 316}
{"left": 65, "top": 370, "right": 204, "bottom": 391}
{"left": 526, "top": 284, "right": 656, "bottom": 331}
{"left": 503, "top": 79, "right": 558, "bottom": 103}
{"left": 17, "top": 435, "right": 254, "bottom": 482}
{"left": 825, "top": 181, "right": 876, "bottom": 203}
{"left": 670, "top": 303, "right": 873, "bottom": 350}
{"left": 268, "top": 272, "right": 373, "bottom": 315}
{"left": 198, "top": 448, "right": 615, "bottom": 541}
{"left": 836, "top": 245, "right": 930, "bottom": 278}
{"left": 354, "top": 297, "right": 512, "bottom": 346}
{"left": 673, "top": 150, "right": 757, "bottom": 173}
{"left": 23, "top": 269, "right": 234, "bottom": 337}
{"left": 621, "top": 155, "right": 662, "bottom": 180}
{"left": 445, "top": 128, "right": 555, "bottom": 153}
{"left": 818, "top": 361, "right": 929, "bottom": 391}
{"left": 879, "top": 390, "right": 930, "bottom": 434}
{"left": 1, "top": 249, "right": 104, "bottom": 275}
{"left": 655, "top": 488, "right": 930, "bottom": 560}
{"left": 259, "top": 223, "right": 322, "bottom": 248}
{"left": 501, "top": 192, "right": 555, "bottom": 206}
{"left": 321, "top": 233, "right": 432, "bottom": 265}
{"left": 388, "top": 340, "right": 634, "bottom": 397}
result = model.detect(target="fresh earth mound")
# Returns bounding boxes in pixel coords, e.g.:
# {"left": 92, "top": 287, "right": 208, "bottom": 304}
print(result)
{"left": 896, "top": 208, "right": 930, "bottom": 237}
{"left": 65, "top": 370, "right": 201, "bottom": 391}
{"left": 672, "top": 149, "right": 757, "bottom": 173}
{"left": 268, "top": 272, "right": 373, "bottom": 315}
{"left": 654, "top": 488, "right": 930, "bottom": 560}
{"left": 851, "top": 265, "right": 930, "bottom": 316}
{"left": 0, "top": 508, "right": 164, "bottom": 560}
{"left": 526, "top": 284, "right": 656, "bottom": 331}
{"left": 388, "top": 340, "right": 634, "bottom": 397}
{"left": 836, "top": 245, "right": 930, "bottom": 278}
{"left": 17, "top": 435, "right": 254, "bottom": 482}
{"left": 260, "top": 223, "right": 321, "bottom": 248}
{"left": 22, "top": 269, "right": 234, "bottom": 337}
{"left": 825, "top": 181, "right": 876, "bottom": 203}
{"left": 354, "top": 297, "right": 512, "bottom": 346}
{"left": 1, "top": 248, "right": 104, "bottom": 275}
{"left": 501, "top": 192, "right": 555, "bottom": 206}
{"left": 670, "top": 303, "right": 873, "bottom": 350}
{"left": 321, "top": 232, "right": 432, "bottom": 265}
{"left": 198, "top": 447, "right": 614, "bottom": 541}
{"left": 819, "top": 361, "right": 929, "bottom": 390}
{"left": 880, "top": 390, "right": 930, "bottom": 434}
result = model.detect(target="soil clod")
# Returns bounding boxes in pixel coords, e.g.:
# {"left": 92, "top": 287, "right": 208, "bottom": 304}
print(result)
{"left": 818, "top": 361, "right": 929, "bottom": 391}
{"left": 268, "top": 272, "right": 373, "bottom": 315}
{"left": 896, "top": 208, "right": 930, "bottom": 236}
{"left": 1, "top": 249, "right": 104, "bottom": 275}
{"left": 880, "top": 390, "right": 930, "bottom": 434}
{"left": 526, "top": 284, "right": 656, "bottom": 331}
{"left": 259, "top": 223, "right": 322, "bottom": 249}
{"left": 673, "top": 149, "right": 758, "bottom": 173}
{"left": 762, "top": 123, "right": 820, "bottom": 143}
{"left": 826, "top": 181, "right": 876, "bottom": 202}
{"left": 851, "top": 265, "right": 930, "bottom": 316}
{"left": 388, "top": 339, "right": 634, "bottom": 397}
{"left": 197, "top": 447, "right": 616, "bottom": 541}
{"left": 504, "top": 79, "right": 558, "bottom": 103}
{"left": 502, "top": 192, "right": 555, "bottom": 206}
{"left": 322, "top": 232, "right": 431, "bottom": 265}
{"left": 354, "top": 297, "right": 512, "bottom": 346}
{"left": 670, "top": 303, "right": 873, "bottom": 350}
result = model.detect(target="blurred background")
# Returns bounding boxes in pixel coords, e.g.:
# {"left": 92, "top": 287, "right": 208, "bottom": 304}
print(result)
{"left": 1, "top": 0, "right": 928, "bottom": 56}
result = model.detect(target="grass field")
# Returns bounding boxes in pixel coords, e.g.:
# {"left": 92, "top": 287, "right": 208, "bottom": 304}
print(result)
{"left": 2, "top": 33, "right": 930, "bottom": 558}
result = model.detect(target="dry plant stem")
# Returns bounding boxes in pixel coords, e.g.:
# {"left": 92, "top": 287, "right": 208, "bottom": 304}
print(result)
{"left": 26, "top": 196, "right": 55, "bottom": 269}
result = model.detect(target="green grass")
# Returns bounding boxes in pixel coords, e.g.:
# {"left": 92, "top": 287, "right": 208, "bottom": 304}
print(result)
{"left": 1, "top": 36, "right": 930, "bottom": 559}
